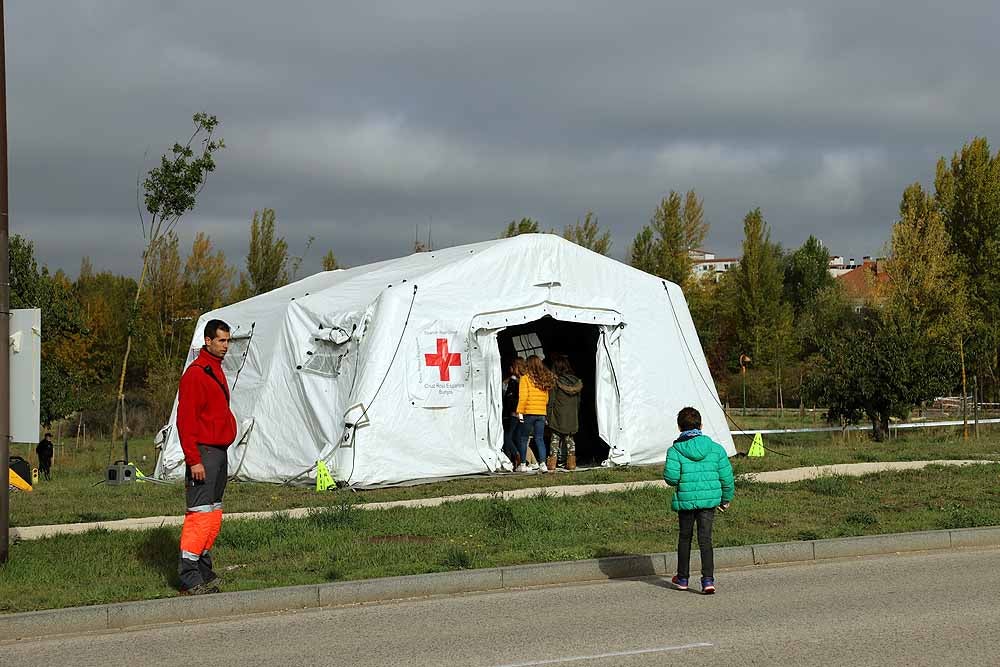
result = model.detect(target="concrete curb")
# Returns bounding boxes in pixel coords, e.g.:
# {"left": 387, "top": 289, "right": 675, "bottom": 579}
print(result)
{"left": 12, "top": 460, "right": 996, "bottom": 542}
{"left": 4, "top": 525, "right": 1000, "bottom": 641}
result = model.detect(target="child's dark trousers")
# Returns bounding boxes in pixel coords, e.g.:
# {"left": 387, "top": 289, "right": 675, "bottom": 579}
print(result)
{"left": 676, "top": 508, "right": 715, "bottom": 579}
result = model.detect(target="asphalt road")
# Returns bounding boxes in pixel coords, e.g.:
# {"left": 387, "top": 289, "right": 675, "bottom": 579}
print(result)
{"left": 5, "top": 548, "right": 999, "bottom": 666}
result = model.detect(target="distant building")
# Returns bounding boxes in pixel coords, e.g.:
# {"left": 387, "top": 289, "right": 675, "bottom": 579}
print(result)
{"left": 690, "top": 249, "right": 738, "bottom": 282}
{"left": 835, "top": 258, "right": 889, "bottom": 311}
{"left": 827, "top": 255, "right": 859, "bottom": 278}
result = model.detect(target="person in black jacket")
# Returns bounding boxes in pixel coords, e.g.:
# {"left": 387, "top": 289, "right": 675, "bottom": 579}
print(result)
{"left": 502, "top": 357, "right": 526, "bottom": 468}
{"left": 36, "top": 433, "right": 54, "bottom": 481}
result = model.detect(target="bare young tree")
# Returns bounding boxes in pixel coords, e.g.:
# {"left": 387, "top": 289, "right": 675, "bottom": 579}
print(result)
{"left": 112, "top": 113, "right": 224, "bottom": 445}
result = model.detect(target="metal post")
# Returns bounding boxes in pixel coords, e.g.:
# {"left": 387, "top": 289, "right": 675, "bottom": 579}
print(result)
{"left": 974, "top": 374, "right": 980, "bottom": 439}
{"left": 741, "top": 370, "right": 746, "bottom": 417}
{"left": 1, "top": 0, "right": 11, "bottom": 564}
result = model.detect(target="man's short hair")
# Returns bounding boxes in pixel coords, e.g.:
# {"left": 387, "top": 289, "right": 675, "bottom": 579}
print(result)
{"left": 204, "top": 319, "right": 231, "bottom": 340}
{"left": 677, "top": 407, "right": 702, "bottom": 432}
{"left": 44, "top": 432, "right": 52, "bottom": 438}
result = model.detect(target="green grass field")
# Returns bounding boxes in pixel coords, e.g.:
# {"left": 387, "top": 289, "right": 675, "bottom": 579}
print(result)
{"left": 3, "top": 463, "right": 999, "bottom": 613}
{"left": 9, "top": 429, "right": 1000, "bottom": 527}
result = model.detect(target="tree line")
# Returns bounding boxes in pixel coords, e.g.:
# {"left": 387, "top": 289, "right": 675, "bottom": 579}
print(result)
{"left": 9, "top": 121, "right": 1000, "bottom": 440}
{"left": 505, "top": 138, "right": 1000, "bottom": 440}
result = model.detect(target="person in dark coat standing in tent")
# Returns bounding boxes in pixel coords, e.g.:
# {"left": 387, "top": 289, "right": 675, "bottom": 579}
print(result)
{"left": 176, "top": 319, "right": 238, "bottom": 595}
{"left": 36, "top": 432, "right": 54, "bottom": 481}
{"left": 546, "top": 356, "right": 583, "bottom": 470}
{"left": 502, "top": 357, "right": 526, "bottom": 468}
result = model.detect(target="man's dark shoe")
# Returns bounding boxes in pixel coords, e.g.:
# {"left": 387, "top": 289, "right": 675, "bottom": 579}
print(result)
{"left": 201, "top": 573, "right": 223, "bottom": 587}
{"left": 179, "top": 582, "right": 220, "bottom": 596}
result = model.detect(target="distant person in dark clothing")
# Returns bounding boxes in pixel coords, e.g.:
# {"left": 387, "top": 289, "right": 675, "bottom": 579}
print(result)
{"left": 36, "top": 433, "right": 54, "bottom": 481}
{"left": 502, "top": 358, "right": 526, "bottom": 468}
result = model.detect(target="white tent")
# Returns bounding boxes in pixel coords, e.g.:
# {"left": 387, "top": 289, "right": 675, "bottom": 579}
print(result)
{"left": 154, "top": 234, "right": 735, "bottom": 487}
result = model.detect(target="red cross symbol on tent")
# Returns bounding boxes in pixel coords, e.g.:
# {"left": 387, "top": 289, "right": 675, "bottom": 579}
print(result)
{"left": 424, "top": 338, "right": 462, "bottom": 381}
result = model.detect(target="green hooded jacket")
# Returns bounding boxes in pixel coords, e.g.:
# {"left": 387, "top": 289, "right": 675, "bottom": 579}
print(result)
{"left": 663, "top": 433, "right": 734, "bottom": 511}
{"left": 546, "top": 374, "right": 583, "bottom": 435}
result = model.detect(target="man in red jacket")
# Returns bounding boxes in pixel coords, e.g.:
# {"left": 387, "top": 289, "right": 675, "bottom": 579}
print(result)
{"left": 177, "top": 319, "right": 238, "bottom": 595}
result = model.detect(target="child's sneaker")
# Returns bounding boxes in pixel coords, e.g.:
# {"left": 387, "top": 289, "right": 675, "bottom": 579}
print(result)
{"left": 670, "top": 575, "right": 688, "bottom": 591}
{"left": 701, "top": 577, "right": 716, "bottom": 594}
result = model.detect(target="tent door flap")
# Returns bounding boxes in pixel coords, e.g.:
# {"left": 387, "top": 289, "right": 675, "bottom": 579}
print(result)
{"left": 596, "top": 323, "right": 626, "bottom": 464}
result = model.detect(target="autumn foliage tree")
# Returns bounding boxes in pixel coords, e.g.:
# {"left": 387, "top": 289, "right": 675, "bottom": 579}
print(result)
{"left": 563, "top": 211, "right": 611, "bottom": 255}
{"left": 628, "top": 189, "right": 707, "bottom": 286}
{"left": 502, "top": 217, "right": 540, "bottom": 237}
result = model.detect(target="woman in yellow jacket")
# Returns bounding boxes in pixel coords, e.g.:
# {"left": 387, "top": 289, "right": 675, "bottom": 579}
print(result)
{"left": 516, "top": 355, "right": 558, "bottom": 472}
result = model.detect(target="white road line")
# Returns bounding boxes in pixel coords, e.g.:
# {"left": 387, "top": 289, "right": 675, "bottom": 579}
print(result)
{"left": 490, "top": 642, "right": 714, "bottom": 667}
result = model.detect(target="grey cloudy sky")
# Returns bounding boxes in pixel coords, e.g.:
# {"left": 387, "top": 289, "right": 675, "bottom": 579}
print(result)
{"left": 7, "top": 1, "right": 999, "bottom": 276}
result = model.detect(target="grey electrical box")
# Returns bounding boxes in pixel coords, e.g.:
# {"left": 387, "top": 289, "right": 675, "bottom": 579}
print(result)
{"left": 105, "top": 462, "right": 137, "bottom": 485}
{"left": 9, "top": 309, "right": 41, "bottom": 443}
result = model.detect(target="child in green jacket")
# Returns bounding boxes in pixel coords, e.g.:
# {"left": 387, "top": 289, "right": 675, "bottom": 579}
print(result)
{"left": 663, "top": 406, "right": 735, "bottom": 594}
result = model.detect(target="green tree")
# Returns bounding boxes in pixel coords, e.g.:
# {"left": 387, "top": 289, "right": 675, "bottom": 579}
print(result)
{"left": 885, "top": 183, "right": 967, "bottom": 339}
{"left": 805, "top": 309, "right": 957, "bottom": 440}
{"left": 9, "top": 237, "right": 92, "bottom": 424}
{"left": 732, "top": 208, "right": 793, "bottom": 407}
{"left": 681, "top": 190, "right": 706, "bottom": 258}
{"left": 243, "top": 208, "right": 289, "bottom": 296}
{"left": 627, "top": 226, "right": 658, "bottom": 274}
{"left": 502, "top": 218, "right": 540, "bottom": 237}
{"left": 783, "top": 235, "right": 834, "bottom": 315}
{"left": 563, "top": 211, "right": 611, "bottom": 255}
{"left": 685, "top": 275, "right": 737, "bottom": 379}
{"left": 805, "top": 183, "right": 968, "bottom": 440}
{"left": 10, "top": 234, "right": 40, "bottom": 309}
{"left": 933, "top": 137, "right": 1000, "bottom": 396}
{"left": 38, "top": 270, "right": 93, "bottom": 424}
{"left": 795, "top": 283, "right": 853, "bottom": 357}
{"left": 321, "top": 250, "right": 340, "bottom": 271}
{"left": 114, "top": 113, "right": 224, "bottom": 441}
{"left": 734, "top": 208, "right": 786, "bottom": 362}
{"left": 627, "top": 189, "right": 707, "bottom": 286}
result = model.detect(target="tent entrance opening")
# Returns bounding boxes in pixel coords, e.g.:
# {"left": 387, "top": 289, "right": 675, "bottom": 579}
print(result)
{"left": 497, "top": 317, "right": 608, "bottom": 466}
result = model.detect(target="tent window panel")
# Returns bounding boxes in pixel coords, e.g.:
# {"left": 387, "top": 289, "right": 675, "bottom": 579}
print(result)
{"left": 512, "top": 333, "right": 544, "bottom": 360}
{"left": 222, "top": 339, "right": 250, "bottom": 375}
{"left": 301, "top": 340, "right": 348, "bottom": 378}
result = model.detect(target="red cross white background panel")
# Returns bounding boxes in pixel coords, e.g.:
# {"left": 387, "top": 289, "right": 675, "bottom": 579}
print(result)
{"left": 409, "top": 331, "right": 468, "bottom": 407}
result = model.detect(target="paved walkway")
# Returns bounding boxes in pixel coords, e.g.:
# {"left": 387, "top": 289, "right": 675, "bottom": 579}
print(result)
{"left": 11, "top": 459, "right": 993, "bottom": 542}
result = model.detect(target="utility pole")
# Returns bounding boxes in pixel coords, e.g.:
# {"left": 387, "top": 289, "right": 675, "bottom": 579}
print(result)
{"left": 1, "top": 0, "right": 12, "bottom": 564}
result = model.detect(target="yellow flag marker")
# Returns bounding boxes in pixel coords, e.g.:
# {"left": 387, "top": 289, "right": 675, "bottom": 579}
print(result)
{"left": 316, "top": 460, "right": 335, "bottom": 491}
{"left": 9, "top": 468, "right": 33, "bottom": 492}
{"left": 748, "top": 433, "right": 765, "bottom": 457}
{"left": 129, "top": 462, "right": 146, "bottom": 478}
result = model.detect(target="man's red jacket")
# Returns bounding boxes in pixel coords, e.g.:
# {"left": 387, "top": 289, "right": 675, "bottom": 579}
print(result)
{"left": 177, "top": 347, "right": 238, "bottom": 466}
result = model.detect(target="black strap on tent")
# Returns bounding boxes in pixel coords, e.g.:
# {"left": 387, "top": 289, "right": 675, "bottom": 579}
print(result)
{"left": 230, "top": 321, "right": 256, "bottom": 392}
{"left": 661, "top": 281, "right": 791, "bottom": 458}
{"left": 600, "top": 325, "right": 623, "bottom": 401}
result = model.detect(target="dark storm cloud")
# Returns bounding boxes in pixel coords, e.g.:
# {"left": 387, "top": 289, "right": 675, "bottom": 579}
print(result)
{"left": 7, "top": 1, "right": 1000, "bottom": 275}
